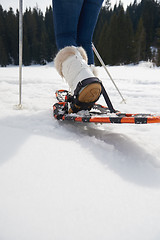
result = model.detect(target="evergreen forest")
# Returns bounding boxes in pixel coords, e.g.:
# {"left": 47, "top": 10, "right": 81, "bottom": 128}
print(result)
{"left": 0, "top": 0, "right": 160, "bottom": 67}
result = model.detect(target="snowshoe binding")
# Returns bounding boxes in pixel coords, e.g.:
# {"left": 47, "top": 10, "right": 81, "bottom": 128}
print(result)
{"left": 53, "top": 83, "right": 160, "bottom": 124}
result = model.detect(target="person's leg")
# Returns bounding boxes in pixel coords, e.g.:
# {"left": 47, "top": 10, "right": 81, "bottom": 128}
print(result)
{"left": 53, "top": 0, "right": 102, "bottom": 112}
{"left": 52, "top": 0, "right": 84, "bottom": 50}
{"left": 77, "top": 0, "right": 103, "bottom": 64}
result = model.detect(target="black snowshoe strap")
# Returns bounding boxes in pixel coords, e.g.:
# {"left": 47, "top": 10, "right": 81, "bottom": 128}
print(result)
{"left": 101, "top": 84, "right": 116, "bottom": 113}
{"left": 72, "top": 77, "right": 116, "bottom": 113}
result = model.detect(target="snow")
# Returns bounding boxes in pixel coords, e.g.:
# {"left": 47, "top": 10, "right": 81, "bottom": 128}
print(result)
{"left": 0, "top": 62, "right": 160, "bottom": 240}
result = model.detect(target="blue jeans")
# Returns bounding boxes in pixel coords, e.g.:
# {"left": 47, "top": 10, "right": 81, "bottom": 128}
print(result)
{"left": 52, "top": 0, "right": 103, "bottom": 64}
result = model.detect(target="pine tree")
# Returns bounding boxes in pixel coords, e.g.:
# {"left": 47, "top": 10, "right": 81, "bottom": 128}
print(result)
{"left": 124, "top": 11, "right": 134, "bottom": 64}
{"left": 141, "top": 0, "right": 159, "bottom": 59}
{"left": 45, "top": 6, "right": 57, "bottom": 61}
{"left": 106, "top": 5, "right": 131, "bottom": 65}
{"left": 134, "top": 17, "right": 146, "bottom": 63}
{"left": 127, "top": 0, "right": 140, "bottom": 32}
{"left": 106, "top": 12, "right": 119, "bottom": 65}
{"left": 23, "top": 8, "right": 34, "bottom": 65}
{"left": 32, "top": 7, "right": 43, "bottom": 64}
{"left": 23, "top": 35, "right": 31, "bottom": 66}
{"left": 0, "top": 36, "right": 8, "bottom": 66}
{"left": 96, "top": 20, "right": 109, "bottom": 65}
{"left": 0, "top": 5, "right": 9, "bottom": 66}
{"left": 156, "top": 27, "right": 160, "bottom": 66}
{"left": 116, "top": 7, "right": 127, "bottom": 64}
{"left": 5, "top": 8, "right": 18, "bottom": 65}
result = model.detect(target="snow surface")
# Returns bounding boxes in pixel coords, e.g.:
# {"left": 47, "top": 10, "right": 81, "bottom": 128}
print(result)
{"left": 0, "top": 62, "right": 160, "bottom": 240}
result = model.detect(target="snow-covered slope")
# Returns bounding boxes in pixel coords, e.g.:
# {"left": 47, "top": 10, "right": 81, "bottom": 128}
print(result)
{"left": 0, "top": 62, "right": 160, "bottom": 240}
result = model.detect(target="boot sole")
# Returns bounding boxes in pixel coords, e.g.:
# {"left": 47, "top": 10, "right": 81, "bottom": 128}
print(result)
{"left": 78, "top": 83, "right": 102, "bottom": 103}
{"left": 68, "top": 83, "right": 102, "bottom": 113}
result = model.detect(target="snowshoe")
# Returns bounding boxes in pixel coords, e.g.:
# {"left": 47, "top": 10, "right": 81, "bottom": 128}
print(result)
{"left": 53, "top": 89, "right": 160, "bottom": 124}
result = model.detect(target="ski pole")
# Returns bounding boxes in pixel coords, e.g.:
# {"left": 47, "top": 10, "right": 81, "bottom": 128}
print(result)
{"left": 18, "top": 0, "right": 23, "bottom": 109}
{"left": 92, "top": 43, "right": 126, "bottom": 104}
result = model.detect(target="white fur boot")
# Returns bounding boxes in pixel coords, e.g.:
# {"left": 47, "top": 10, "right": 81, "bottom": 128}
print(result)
{"left": 54, "top": 46, "right": 101, "bottom": 112}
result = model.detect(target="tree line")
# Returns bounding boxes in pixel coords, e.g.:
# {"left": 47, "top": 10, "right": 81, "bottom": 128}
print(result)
{"left": 94, "top": 0, "right": 160, "bottom": 66}
{"left": 0, "top": 5, "right": 56, "bottom": 66}
{"left": 0, "top": 0, "right": 160, "bottom": 67}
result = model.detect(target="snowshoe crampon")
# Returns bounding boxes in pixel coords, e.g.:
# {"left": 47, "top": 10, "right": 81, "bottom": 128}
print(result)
{"left": 53, "top": 90, "right": 160, "bottom": 124}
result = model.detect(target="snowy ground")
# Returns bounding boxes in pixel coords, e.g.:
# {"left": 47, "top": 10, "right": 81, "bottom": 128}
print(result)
{"left": 0, "top": 62, "right": 160, "bottom": 240}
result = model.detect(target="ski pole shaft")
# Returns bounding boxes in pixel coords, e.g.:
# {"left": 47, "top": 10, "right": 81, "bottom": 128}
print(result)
{"left": 18, "top": 0, "right": 23, "bottom": 108}
{"left": 92, "top": 43, "right": 126, "bottom": 104}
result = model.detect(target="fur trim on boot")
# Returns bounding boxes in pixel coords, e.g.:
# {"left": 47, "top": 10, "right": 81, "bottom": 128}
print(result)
{"left": 77, "top": 47, "right": 88, "bottom": 63}
{"left": 54, "top": 46, "right": 88, "bottom": 77}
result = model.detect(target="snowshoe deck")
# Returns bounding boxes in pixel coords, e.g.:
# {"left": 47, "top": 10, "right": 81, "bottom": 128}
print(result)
{"left": 53, "top": 90, "right": 160, "bottom": 124}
